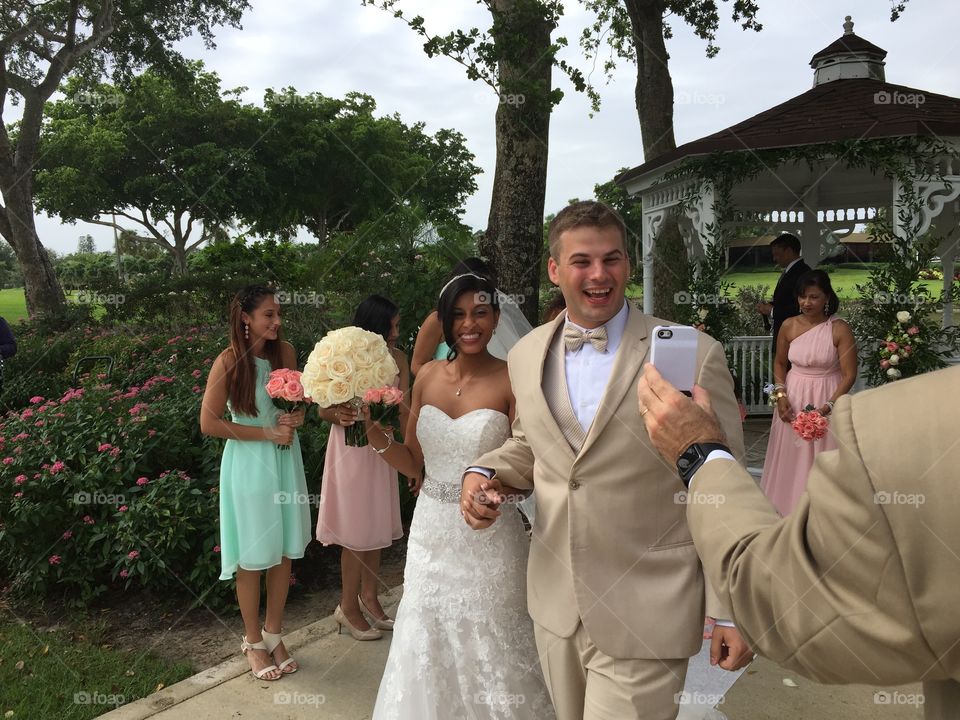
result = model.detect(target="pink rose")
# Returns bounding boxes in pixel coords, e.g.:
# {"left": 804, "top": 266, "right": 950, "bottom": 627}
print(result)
{"left": 97, "top": 443, "right": 113, "bottom": 452}
{"left": 281, "top": 380, "right": 305, "bottom": 402}
{"left": 265, "top": 375, "right": 286, "bottom": 398}
{"left": 136, "top": 477, "right": 149, "bottom": 486}
{"left": 127, "top": 550, "right": 139, "bottom": 559}
{"left": 880, "top": 360, "right": 891, "bottom": 369}
{"left": 14, "top": 475, "right": 26, "bottom": 485}
{"left": 382, "top": 387, "right": 404, "bottom": 405}
{"left": 2, "top": 457, "right": 13, "bottom": 465}
{"left": 50, "top": 461, "right": 65, "bottom": 474}
{"left": 907, "top": 326, "right": 919, "bottom": 336}
{"left": 213, "top": 545, "right": 221, "bottom": 553}
{"left": 885, "top": 341, "right": 899, "bottom": 352}
{"left": 363, "top": 387, "right": 384, "bottom": 404}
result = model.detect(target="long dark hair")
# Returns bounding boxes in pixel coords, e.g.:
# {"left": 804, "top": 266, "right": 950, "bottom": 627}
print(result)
{"left": 227, "top": 285, "right": 284, "bottom": 416}
{"left": 795, "top": 270, "right": 839, "bottom": 316}
{"left": 353, "top": 294, "right": 398, "bottom": 342}
{"left": 437, "top": 273, "right": 499, "bottom": 361}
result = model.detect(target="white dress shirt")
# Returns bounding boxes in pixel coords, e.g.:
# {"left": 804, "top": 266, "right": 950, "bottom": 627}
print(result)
{"left": 563, "top": 301, "right": 629, "bottom": 434}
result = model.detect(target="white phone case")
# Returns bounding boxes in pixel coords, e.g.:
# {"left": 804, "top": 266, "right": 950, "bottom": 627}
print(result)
{"left": 650, "top": 325, "right": 698, "bottom": 393}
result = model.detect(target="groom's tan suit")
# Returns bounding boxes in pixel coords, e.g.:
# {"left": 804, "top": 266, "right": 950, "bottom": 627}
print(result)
{"left": 475, "top": 303, "right": 745, "bottom": 718}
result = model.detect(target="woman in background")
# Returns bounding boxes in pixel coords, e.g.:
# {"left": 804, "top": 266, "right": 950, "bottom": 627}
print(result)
{"left": 760, "top": 270, "right": 857, "bottom": 515}
{"left": 200, "top": 285, "right": 310, "bottom": 680}
{"left": 316, "top": 295, "right": 411, "bottom": 640}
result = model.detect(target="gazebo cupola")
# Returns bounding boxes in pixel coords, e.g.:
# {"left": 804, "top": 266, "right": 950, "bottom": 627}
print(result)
{"left": 810, "top": 16, "right": 886, "bottom": 86}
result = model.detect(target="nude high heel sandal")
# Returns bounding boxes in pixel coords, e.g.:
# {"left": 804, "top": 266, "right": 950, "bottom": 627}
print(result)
{"left": 334, "top": 605, "right": 383, "bottom": 641}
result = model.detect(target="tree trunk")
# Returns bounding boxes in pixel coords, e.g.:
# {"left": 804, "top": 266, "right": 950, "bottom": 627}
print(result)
{"left": 0, "top": 185, "right": 67, "bottom": 319}
{"left": 479, "top": 0, "right": 554, "bottom": 325}
{"left": 623, "top": 0, "right": 689, "bottom": 321}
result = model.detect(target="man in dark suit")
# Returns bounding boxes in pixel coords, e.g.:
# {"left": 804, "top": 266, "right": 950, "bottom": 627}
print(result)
{"left": 755, "top": 233, "right": 810, "bottom": 344}
{"left": 637, "top": 363, "right": 960, "bottom": 720}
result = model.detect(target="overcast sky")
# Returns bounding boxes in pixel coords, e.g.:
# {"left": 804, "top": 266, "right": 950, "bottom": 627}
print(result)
{"left": 27, "top": 0, "right": 960, "bottom": 254}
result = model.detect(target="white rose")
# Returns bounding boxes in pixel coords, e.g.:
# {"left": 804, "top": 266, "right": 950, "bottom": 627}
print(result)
{"left": 328, "top": 379, "right": 354, "bottom": 405}
{"left": 307, "top": 380, "right": 332, "bottom": 406}
{"left": 353, "top": 370, "right": 377, "bottom": 395}
{"left": 889, "top": 354, "right": 899, "bottom": 365}
{"left": 329, "top": 358, "right": 354, "bottom": 380}
{"left": 353, "top": 348, "right": 374, "bottom": 369}
{"left": 896, "top": 311, "right": 912, "bottom": 324}
{"left": 313, "top": 341, "right": 334, "bottom": 361}
{"left": 886, "top": 367, "right": 902, "bottom": 379}
{"left": 375, "top": 356, "right": 399, "bottom": 384}
{"left": 697, "top": 308, "right": 709, "bottom": 321}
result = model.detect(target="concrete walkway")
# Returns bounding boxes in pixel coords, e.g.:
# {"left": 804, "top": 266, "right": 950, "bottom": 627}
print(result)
{"left": 100, "top": 582, "right": 921, "bottom": 720}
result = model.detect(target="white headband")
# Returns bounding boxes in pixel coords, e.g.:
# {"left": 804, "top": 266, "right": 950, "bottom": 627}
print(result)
{"left": 437, "top": 273, "right": 488, "bottom": 301}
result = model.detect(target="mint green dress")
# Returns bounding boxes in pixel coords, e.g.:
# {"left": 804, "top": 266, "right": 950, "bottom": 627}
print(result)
{"left": 218, "top": 357, "right": 311, "bottom": 580}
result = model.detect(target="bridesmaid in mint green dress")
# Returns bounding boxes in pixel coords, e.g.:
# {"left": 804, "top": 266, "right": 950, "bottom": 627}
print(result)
{"left": 200, "top": 285, "right": 310, "bottom": 681}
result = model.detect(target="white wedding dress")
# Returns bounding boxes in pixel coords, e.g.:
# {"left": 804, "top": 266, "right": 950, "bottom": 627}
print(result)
{"left": 371, "top": 405, "right": 555, "bottom": 720}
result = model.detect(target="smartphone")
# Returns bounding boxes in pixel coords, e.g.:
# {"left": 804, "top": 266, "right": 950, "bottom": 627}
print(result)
{"left": 650, "top": 325, "right": 698, "bottom": 395}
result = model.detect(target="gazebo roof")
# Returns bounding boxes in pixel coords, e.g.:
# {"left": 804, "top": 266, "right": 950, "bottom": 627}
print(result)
{"left": 616, "top": 78, "right": 960, "bottom": 186}
{"left": 809, "top": 31, "right": 886, "bottom": 63}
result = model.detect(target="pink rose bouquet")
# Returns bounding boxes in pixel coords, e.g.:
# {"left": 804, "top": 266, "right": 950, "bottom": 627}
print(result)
{"left": 265, "top": 368, "right": 312, "bottom": 449}
{"left": 791, "top": 405, "right": 829, "bottom": 442}
{"left": 363, "top": 384, "right": 404, "bottom": 439}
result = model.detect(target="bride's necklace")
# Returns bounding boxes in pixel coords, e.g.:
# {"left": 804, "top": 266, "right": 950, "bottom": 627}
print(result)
{"left": 453, "top": 368, "right": 478, "bottom": 397}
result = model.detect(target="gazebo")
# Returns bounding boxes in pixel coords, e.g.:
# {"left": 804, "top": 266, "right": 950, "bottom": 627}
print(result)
{"left": 617, "top": 16, "right": 960, "bottom": 331}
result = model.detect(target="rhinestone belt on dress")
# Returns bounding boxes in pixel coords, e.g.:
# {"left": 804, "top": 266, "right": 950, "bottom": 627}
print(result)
{"left": 420, "top": 476, "right": 462, "bottom": 503}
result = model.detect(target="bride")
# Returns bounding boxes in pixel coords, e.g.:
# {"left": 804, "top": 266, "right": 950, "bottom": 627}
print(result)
{"left": 363, "top": 273, "right": 556, "bottom": 719}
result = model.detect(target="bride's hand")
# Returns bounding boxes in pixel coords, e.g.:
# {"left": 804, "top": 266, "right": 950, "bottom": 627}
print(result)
{"left": 407, "top": 472, "right": 423, "bottom": 497}
{"left": 461, "top": 474, "right": 503, "bottom": 529}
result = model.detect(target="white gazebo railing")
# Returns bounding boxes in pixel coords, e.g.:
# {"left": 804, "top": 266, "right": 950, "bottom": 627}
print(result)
{"left": 728, "top": 335, "right": 774, "bottom": 415}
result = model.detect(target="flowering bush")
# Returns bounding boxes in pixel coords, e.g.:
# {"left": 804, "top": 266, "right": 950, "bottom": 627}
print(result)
{"left": 0, "top": 325, "right": 329, "bottom": 608}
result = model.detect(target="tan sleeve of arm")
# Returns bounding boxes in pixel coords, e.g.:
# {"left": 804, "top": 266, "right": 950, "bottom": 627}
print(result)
{"left": 471, "top": 356, "right": 536, "bottom": 490}
{"left": 473, "top": 411, "right": 536, "bottom": 491}
{"left": 695, "top": 338, "right": 746, "bottom": 619}
{"left": 687, "top": 398, "right": 907, "bottom": 683}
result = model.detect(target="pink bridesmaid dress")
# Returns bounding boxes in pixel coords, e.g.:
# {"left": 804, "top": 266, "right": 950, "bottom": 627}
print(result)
{"left": 316, "top": 379, "right": 403, "bottom": 551}
{"left": 760, "top": 316, "right": 843, "bottom": 516}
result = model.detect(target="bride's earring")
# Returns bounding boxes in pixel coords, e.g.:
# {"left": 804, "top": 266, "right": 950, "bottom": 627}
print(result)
{"left": 244, "top": 323, "right": 249, "bottom": 340}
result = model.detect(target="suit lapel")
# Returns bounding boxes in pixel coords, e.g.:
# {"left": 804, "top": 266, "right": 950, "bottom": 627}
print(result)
{"left": 578, "top": 303, "right": 650, "bottom": 459}
{"left": 532, "top": 314, "right": 577, "bottom": 462}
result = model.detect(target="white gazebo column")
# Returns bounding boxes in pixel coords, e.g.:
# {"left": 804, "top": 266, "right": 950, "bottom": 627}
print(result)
{"left": 934, "top": 202, "right": 958, "bottom": 328}
{"left": 799, "top": 183, "right": 822, "bottom": 266}
{"left": 641, "top": 209, "right": 665, "bottom": 314}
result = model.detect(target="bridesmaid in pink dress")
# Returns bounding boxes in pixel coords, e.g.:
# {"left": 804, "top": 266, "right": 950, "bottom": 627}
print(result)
{"left": 316, "top": 295, "right": 412, "bottom": 639}
{"left": 761, "top": 270, "right": 858, "bottom": 516}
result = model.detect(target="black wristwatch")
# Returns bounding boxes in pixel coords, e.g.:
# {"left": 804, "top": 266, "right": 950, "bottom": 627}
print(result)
{"left": 677, "top": 442, "right": 731, "bottom": 488}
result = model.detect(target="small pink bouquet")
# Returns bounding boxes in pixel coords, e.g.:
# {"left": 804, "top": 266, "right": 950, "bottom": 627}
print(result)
{"left": 265, "top": 368, "right": 312, "bottom": 449}
{"left": 792, "top": 405, "right": 829, "bottom": 442}
{"left": 359, "top": 385, "right": 404, "bottom": 446}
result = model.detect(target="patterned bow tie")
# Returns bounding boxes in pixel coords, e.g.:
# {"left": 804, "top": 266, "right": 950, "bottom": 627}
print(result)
{"left": 563, "top": 324, "right": 608, "bottom": 353}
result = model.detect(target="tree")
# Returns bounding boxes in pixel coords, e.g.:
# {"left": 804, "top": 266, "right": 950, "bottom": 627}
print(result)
{"left": 0, "top": 0, "right": 249, "bottom": 317}
{"left": 35, "top": 65, "right": 263, "bottom": 274}
{"left": 361, "top": 0, "right": 588, "bottom": 323}
{"left": 249, "top": 90, "right": 479, "bottom": 244}
{"left": 77, "top": 234, "right": 96, "bottom": 254}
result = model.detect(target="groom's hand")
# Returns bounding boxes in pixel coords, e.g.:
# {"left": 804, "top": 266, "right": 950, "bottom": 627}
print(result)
{"left": 710, "top": 625, "right": 754, "bottom": 671}
{"left": 461, "top": 473, "right": 503, "bottom": 530}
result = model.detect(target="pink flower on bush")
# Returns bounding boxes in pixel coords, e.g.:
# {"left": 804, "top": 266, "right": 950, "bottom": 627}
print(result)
{"left": 109, "top": 447, "right": 121, "bottom": 457}
{"left": 2, "top": 457, "right": 12, "bottom": 465}
{"left": 98, "top": 443, "right": 113, "bottom": 452}
{"left": 127, "top": 550, "right": 139, "bottom": 560}
{"left": 13, "top": 491, "right": 23, "bottom": 498}
{"left": 118, "top": 505, "right": 128, "bottom": 513}
{"left": 213, "top": 545, "right": 220, "bottom": 553}
{"left": 20, "top": 409, "right": 33, "bottom": 419}
{"left": 14, "top": 475, "right": 26, "bottom": 485}
{"left": 136, "top": 477, "right": 149, "bottom": 486}
{"left": 29, "top": 396, "right": 45, "bottom": 404}
{"left": 34, "top": 420, "right": 44, "bottom": 427}
{"left": 119, "top": 569, "right": 129, "bottom": 578}
{"left": 147, "top": 429, "right": 157, "bottom": 438}
{"left": 62, "top": 531, "right": 73, "bottom": 540}
{"left": 49, "top": 461, "right": 65, "bottom": 474}
{"left": 49, "top": 555, "right": 62, "bottom": 565}
{"left": 885, "top": 341, "right": 899, "bottom": 352}
{"left": 289, "top": 574, "right": 297, "bottom": 587}
{"left": 192, "top": 385, "right": 202, "bottom": 393}
{"left": 83, "top": 515, "right": 95, "bottom": 525}
{"left": 907, "top": 326, "right": 920, "bottom": 336}
{"left": 12, "top": 433, "right": 28, "bottom": 441}
{"left": 192, "top": 369, "right": 202, "bottom": 378}
{"left": 880, "top": 360, "right": 891, "bottom": 370}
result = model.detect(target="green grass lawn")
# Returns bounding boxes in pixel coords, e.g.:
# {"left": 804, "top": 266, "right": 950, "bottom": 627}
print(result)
{"left": 0, "top": 617, "right": 193, "bottom": 719}
{"left": 0, "top": 288, "right": 28, "bottom": 323}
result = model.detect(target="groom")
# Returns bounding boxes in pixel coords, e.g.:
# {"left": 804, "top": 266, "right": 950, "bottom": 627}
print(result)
{"left": 461, "top": 200, "right": 751, "bottom": 719}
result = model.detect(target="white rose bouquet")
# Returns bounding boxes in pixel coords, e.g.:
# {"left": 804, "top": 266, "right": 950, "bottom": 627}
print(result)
{"left": 302, "top": 326, "right": 399, "bottom": 446}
